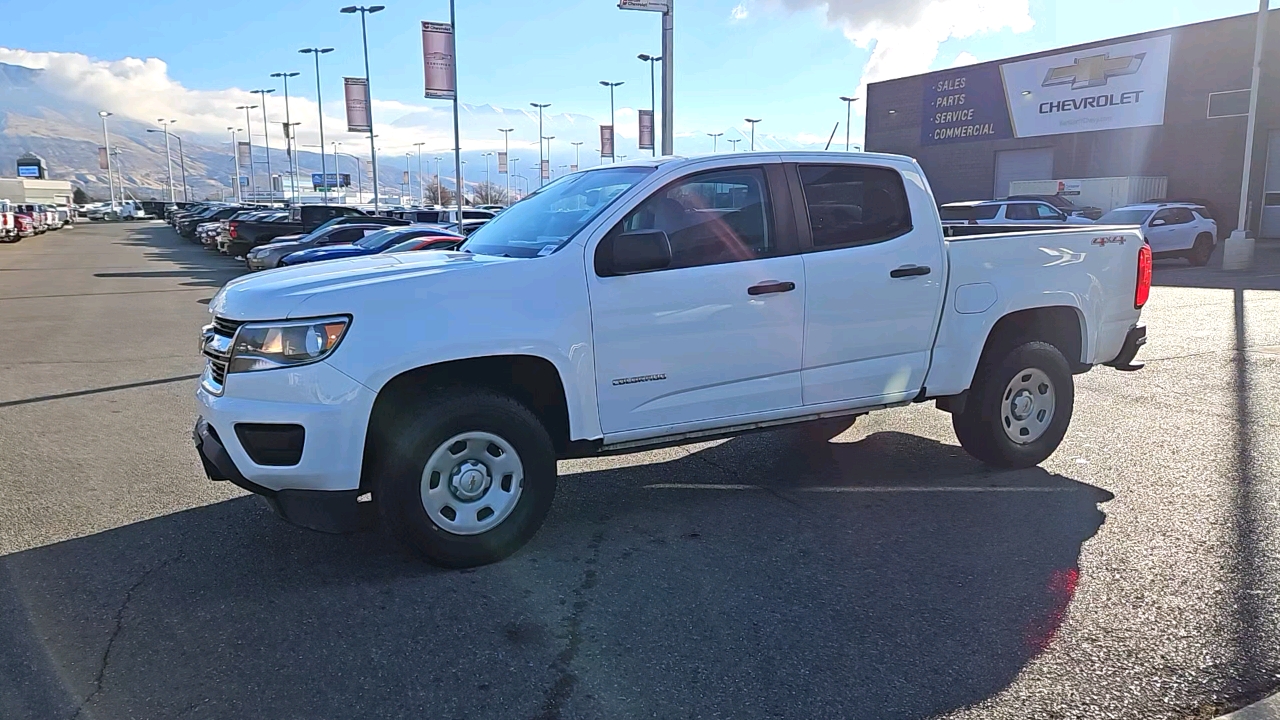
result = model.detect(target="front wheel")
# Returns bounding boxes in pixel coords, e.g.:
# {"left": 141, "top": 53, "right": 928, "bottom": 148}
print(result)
{"left": 1186, "top": 233, "right": 1214, "bottom": 267}
{"left": 953, "top": 341, "right": 1074, "bottom": 469}
{"left": 376, "top": 388, "right": 557, "bottom": 567}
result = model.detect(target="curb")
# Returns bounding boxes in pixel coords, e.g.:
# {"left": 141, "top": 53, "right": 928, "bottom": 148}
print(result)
{"left": 1221, "top": 693, "right": 1280, "bottom": 720}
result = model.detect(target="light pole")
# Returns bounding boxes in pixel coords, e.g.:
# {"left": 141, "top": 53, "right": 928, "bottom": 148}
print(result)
{"left": 404, "top": 152, "right": 413, "bottom": 202}
{"left": 434, "top": 156, "right": 443, "bottom": 205}
{"left": 839, "top": 96, "right": 859, "bottom": 152}
{"left": 413, "top": 141, "right": 425, "bottom": 205}
{"left": 638, "top": 53, "right": 661, "bottom": 156}
{"left": 271, "top": 72, "right": 301, "bottom": 199}
{"left": 600, "top": 80, "right": 624, "bottom": 162}
{"left": 542, "top": 136, "right": 554, "bottom": 184}
{"left": 530, "top": 102, "right": 550, "bottom": 186}
{"left": 147, "top": 128, "right": 188, "bottom": 201}
{"left": 299, "top": 47, "right": 334, "bottom": 203}
{"left": 341, "top": 4, "right": 386, "bottom": 211}
{"left": 513, "top": 174, "right": 529, "bottom": 197}
{"left": 745, "top": 118, "right": 761, "bottom": 151}
{"left": 707, "top": 132, "right": 722, "bottom": 152}
{"left": 228, "top": 127, "right": 242, "bottom": 203}
{"left": 237, "top": 105, "right": 258, "bottom": 201}
{"left": 334, "top": 145, "right": 363, "bottom": 200}
{"left": 481, "top": 151, "right": 494, "bottom": 202}
{"left": 459, "top": 159, "right": 467, "bottom": 204}
{"left": 157, "top": 118, "right": 177, "bottom": 202}
{"left": 498, "top": 127, "right": 514, "bottom": 203}
{"left": 251, "top": 90, "right": 276, "bottom": 203}
{"left": 571, "top": 141, "right": 583, "bottom": 171}
{"left": 728, "top": 138, "right": 741, "bottom": 152}
{"left": 98, "top": 111, "right": 117, "bottom": 213}
{"left": 1224, "top": 0, "right": 1270, "bottom": 270}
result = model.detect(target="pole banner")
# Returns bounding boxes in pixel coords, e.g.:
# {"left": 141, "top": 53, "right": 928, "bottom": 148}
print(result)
{"left": 498, "top": 151, "right": 508, "bottom": 174}
{"left": 237, "top": 141, "right": 252, "bottom": 167}
{"left": 422, "top": 21, "right": 458, "bottom": 99}
{"left": 344, "top": 78, "right": 372, "bottom": 132}
{"left": 600, "top": 125, "right": 615, "bottom": 158}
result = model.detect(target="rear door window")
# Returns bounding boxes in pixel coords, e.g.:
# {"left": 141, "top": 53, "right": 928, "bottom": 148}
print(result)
{"left": 797, "top": 164, "right": 912, "bottom": 248}
{"left": 1004, "top": 203, "right": 1037, "bottom": 221}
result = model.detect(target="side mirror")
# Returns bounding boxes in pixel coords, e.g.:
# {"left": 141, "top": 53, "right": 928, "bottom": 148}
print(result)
{"left": 596, "top": 230, "right": 673, "bottom": 276}
{"left": 1150, "top": 218, "right": 1167, "bottom": 227}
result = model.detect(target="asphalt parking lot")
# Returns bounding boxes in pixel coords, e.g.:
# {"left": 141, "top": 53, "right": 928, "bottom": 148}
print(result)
{"left": 2, "top": 222, "right": 1279, "bottom": 720}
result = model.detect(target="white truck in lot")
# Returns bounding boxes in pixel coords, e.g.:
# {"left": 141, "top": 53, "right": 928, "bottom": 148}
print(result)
{"left": 195, "top": 152, "right": 1151, "bottom": 567}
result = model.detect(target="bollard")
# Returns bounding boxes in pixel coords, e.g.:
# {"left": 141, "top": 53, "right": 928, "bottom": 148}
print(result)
{"left": 1222, "top": 230, "right": 1256, "bottom": 271}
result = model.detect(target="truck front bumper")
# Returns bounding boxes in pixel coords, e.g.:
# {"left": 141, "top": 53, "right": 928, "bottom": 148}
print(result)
{"left": 1105, "top": 324, "right": 1147, "bottom": 371}
{"left": 194, "top": 418, "right": 374, "bottom": 533}
{"left": 194, "top": 360, "right": 379, "bottom": 532}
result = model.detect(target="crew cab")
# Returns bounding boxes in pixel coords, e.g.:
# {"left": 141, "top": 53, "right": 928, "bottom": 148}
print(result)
{"left": 0, "top": 200, "right": 15, "bottom": 242}
{"left": 229, "top": 204, "right": 368, "bottom": 256}
{"left": 196, "top": 152, "right": 1150, "bottom": 568}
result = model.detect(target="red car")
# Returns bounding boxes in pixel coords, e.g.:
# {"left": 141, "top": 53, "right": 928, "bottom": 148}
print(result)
{"left": 13, "top": 214, "right": 35, "bottom": 239}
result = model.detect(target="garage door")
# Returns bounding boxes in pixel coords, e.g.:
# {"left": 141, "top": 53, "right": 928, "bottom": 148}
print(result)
{"left": 993, "top": 148, "right": 1054, "bottom": 199}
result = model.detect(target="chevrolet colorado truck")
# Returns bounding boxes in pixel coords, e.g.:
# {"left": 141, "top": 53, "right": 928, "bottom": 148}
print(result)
{"left": 196, "top": 152, "right": 1150, "bottom": 567}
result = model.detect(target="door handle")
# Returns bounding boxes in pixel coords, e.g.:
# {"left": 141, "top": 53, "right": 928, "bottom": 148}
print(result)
{"left": 890, "top": 265, "right": 932, "bottom": 278}
{"left": 747, "top": 281, "right": 796, "bottom": 296}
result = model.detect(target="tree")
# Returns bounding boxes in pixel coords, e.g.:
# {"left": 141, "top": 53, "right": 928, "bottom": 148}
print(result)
{"left": 423, "top": 175, "right": 455, "bottom": 206}
{"left": 73, "top": 186, "right": 90, "bottom": 204}
{"left": 472, "top": 182, "right": 510, "bottom": 206}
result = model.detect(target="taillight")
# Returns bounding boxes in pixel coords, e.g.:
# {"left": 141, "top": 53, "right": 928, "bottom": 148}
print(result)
{"left": 229, "top": 221, "right": 238, "bottom": 239}
{"left": 1135, "top": 242, "right": 1152, "bottom": 309}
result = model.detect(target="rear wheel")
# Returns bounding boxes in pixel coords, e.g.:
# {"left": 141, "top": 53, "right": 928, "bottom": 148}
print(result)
{"left": 1186, "top": 233, "right": 1214, "bottom": 267}
{"left": 376, "top": 387, "right": 557, "bottom": 567}
{"left": 953, "top": 341, "right": 1074, "bottom": 469}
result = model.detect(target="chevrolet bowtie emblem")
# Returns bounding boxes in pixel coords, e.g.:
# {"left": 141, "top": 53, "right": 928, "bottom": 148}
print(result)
{"left": 1042, "top": 52, "right": 1146, "bottom": 90}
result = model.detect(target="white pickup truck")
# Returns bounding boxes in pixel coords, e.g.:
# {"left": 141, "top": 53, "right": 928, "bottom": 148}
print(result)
{"left": 195, "top": 152, "right": 1150, "bottom": 567}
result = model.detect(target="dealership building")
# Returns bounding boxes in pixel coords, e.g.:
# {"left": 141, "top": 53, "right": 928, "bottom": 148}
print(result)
{"left": 865, "top": 9, "right": 1280, "bottom": 238}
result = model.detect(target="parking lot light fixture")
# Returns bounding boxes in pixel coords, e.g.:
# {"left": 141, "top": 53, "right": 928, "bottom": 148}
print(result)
{"left": 638, "top": 54, "right": 661, "bottom": 156}
{"left": 542, "top": 136, "right": 555, "bottom": 182}
{"left": 340, "top": 5, "right": 385, "bottom": 211}
{"left": 270, "top": 72, "right": 302, "bottom": 200}
{"left": 299, "top": 48, "right": 335, "bottom": 203}
{"left": 839, "top": 96, "right": 858, "bottom": 151}
{"left": 707, "top": 132, "right": 722, "bottom": 152}
{"left": 99, "top": 111, "right": 117, "bottom": 212}
{"left": 600, "top": 81, "right": 624, "bottom": 162}
{"left": 498, "top": 128, "right": 514, "bottom": 202}
{"left": 251, "top": 90, "right": 276, "bottom": 204}
{"left": 745, "top": 118, "right": 761, "bottom": 151}
{"left": 570, "top": 141, "right": 583, "bottom": 171}
{"left": 530, "top": 103, "right": 550, "bottom": 186}
{"left": 157, "top": 119, "right": 177, "bottom": 203}
{"left": 728, "top": 138, "right": 740, "bottom": 152}
{"left": 148, "top": 128, "right": 189, "bottom": 202}
{"left": 236, "top": 105, "right": 258, "bottom": 201}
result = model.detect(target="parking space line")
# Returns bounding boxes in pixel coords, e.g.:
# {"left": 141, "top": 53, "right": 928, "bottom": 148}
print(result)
{"left": 644, "top": 483, "right": 1076, "bottom": 493}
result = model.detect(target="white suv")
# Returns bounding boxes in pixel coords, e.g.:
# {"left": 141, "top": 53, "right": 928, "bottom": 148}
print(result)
{"left": 1097, "top": 203, "right": 1217, "bottom": 266}
{"left": 939, "top": 200, "right": 1095, "bottom": 226}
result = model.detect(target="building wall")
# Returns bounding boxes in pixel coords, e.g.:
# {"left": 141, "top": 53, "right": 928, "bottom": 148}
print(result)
{"left": 0, "top": 178, "right": 74, "bottom": 205}
{"left": 866, "top": 10, "right": 1280, "bottom": 235}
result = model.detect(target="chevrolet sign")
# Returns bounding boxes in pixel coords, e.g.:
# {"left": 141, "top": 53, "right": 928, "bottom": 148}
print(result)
{"left": 1042, "top": 52, "right": 1146, "bottom": 90}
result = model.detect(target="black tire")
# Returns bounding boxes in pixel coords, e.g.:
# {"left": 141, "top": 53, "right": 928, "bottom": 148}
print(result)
{"left": 1186, "top": 233, "right": 1214, "bottom": 267}
{"left": 376, "top": 387, "right": 557, "bottom": 568}
{"left": 953, "top": 341, "right": 1074, "bottom": 469}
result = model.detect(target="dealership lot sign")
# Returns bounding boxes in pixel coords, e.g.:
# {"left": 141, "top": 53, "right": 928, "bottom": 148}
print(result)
{"left": 921, "top": 35, "right": 1171, "bottom": 145}
{"left": 1001, "top": 35, "right": 1171, "bottom": 138}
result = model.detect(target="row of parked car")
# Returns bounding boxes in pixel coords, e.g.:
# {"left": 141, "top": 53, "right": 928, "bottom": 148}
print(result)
{"left": 938, "top": 194, "right": 1220, "bottom": 266}
{"left": 167, "top": 202, "right": 501, "bottom": 270}
{"left": 0, "top": 200, "right": 75, "bottom": 242}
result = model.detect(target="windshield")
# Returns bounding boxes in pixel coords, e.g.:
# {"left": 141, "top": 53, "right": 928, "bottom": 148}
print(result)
{"left": 1098, "top": 209, "right": 1154, "bottom": 225}
{"left": 459, "top": 166, "right": 653, "bottom": 258}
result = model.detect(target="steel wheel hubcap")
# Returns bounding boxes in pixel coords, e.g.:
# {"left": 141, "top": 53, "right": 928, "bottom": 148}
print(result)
{"left": 421, "top": 431, "right": 524, "bottom": 535}
{"left": 1002, "top": 368, "right": 1055, "bottom": 445}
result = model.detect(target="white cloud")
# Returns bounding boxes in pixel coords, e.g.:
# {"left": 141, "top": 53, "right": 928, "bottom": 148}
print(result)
{"left": 948, "top": 51, "right": 980, "bottom": 68}
{"left": 731, "top": 3, "right": 750, "bottom": 21}
{"left": 773, "top": 0, "right": 1033, "bottom": 91}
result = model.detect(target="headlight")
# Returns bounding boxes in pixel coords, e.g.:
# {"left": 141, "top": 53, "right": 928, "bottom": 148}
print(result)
{"left": 227, "top": 316, "right": 350, "bottom": 374}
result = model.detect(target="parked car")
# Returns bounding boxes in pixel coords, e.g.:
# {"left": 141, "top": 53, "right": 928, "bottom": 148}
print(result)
{"left": 0, "top": 200, "right": 15, "bottom": 242}
{"left": 13, "top": 213, "right": 35, "bottom": 238}
{"left": 278, "top": 225, "right": 463, "bottom": 266}
{"left": 245, "top": 223, "right": 395, "bottom": 270}
{"left": 437, "top": 219, "right": 490, "bottom": 237}
{"left": 220, "top": 210, "right": 288, "bottom": 254}
{"left": 383, "top": 234, "right": 468, "bottom": 254}
{"left": 196, "top": 152, "right": 1150, "bottom": 567}
{"left": 1096, "top": 203, "right": 1217, "bottom": 266}
{"left": 16, "top": 205, "right": 47, "bottom": 233}
{"left": 939, "top": 199, "right": 1095, "bottom": 226}
{"left": 230, "top": 205, "right": 369, "bottom": 255}
{"left": 1007, "top": 194, "right": 1103, "bottom": 221}
{"left": 179, "top": 205, "right": 244, "bottom": 238}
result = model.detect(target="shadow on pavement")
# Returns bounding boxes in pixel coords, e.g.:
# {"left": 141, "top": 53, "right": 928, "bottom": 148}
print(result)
{"left": 113, "top": 226, "right": 245, "bottom": 291}
{"left": 1, "top": 431, "right": 1112, "bottom": 720}
{"left": 1153, "top": 241, "right": 1280, "bottom": 291}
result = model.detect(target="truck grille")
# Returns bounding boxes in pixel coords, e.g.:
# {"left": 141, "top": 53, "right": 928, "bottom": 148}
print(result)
{"left": 203, "top": 317, "right": 246, "bottom": 388}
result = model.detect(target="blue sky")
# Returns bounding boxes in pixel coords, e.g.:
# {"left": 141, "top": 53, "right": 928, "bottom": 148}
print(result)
{"left": 1, "top": 0, "right": 1272, "bottom": 148}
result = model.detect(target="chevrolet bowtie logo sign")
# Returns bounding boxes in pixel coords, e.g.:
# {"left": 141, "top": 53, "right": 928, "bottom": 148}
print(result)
{"left": 1042, "top": 52, "right": 1146, "bottom": 90}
